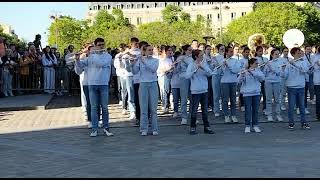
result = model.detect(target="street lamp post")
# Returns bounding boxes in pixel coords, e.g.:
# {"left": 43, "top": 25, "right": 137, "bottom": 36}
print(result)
{"left": 219, "top": 2, "right": 222, "bottom": 43}
{"left": 50, "top": 11, "right": 61, "bottom": 49}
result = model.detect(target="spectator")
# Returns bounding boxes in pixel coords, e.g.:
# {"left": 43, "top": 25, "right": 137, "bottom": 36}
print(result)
{"left": 19, "top": 51, "right": 33, "bottom": 92}
{"left": 33, "top": 34, "right": 42, "bottom": 53}
{"left": 28, "top": 44, "right": 42, "bottom": 91}
{"left": 41, "top": 46, "right": 57, "bottom": 94}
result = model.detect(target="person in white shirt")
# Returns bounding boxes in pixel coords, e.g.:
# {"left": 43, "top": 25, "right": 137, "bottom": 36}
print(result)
{"left": 64, "top": 45, "right": 75, "bottom": 94}
{"left": 42, "top": 46, "right": 57, "bottom": 94}
{"left": 279, "top": 47, "right": 291, "bottom": 110}
{"left": 255, "top": 46, "right": 268, "bottom": 114}
{"left": 238, "top": 46, "right": 251, "bottom": 112}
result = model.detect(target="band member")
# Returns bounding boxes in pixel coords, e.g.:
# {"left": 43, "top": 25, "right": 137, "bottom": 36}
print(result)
{"left": 157, "top": 46, "right": 173, "bottom": 114}
{"left": 42, "top": 46, "right": 57, "bottom": 94}
{"left": 232, "top": 44, "right": 241, "bottom": 60}
{"left": 75, "top": 44, "right": 99, "bottom": 129}
{"left": 176, "top": 44, "right": 194, "bottom": 125}
{"left": 297, "top": 45, "right": 313, "bottom": 115}
{"left": 281, "top": 47, "right": 310, "bottom": 130}
{"left": 238, "top": 58, "right": 265, "bottom": 133}
{"left": 122, "top": 37, "right": 140, "bottom": 121}
{"left": 238, "top": 46, "right": 251, "bottom": 111}
{"left": 114, "top": 44, "right": 129, "bottom": 115}
{"left": 255, "top": 46, "right": 268, "bottom": 114}
{"left": 131, "top": 45, "right": 159, "bottom": 136}
{"left": 170, "top": 50, "right": 181, "bottom": 118}
{"left": 185, "top": 49, "right": 214, "bottom": 135}
{"left": 312, "top": 45, "right": 320, "bottom": 120}
{"left": 211, "top": 44, "right": 225, "bottom": 117}
{"left": 220, "top": 46, "right": 241, "bottom": 123}
{"left": 203, "top": 45, "right": 213, "bottom": 110}
{"left": 75, "top": 37, "right": 114, "bottom": 137}
{"left": 264, "top": 48, "right": 283, "bottom": 122}
{"left": 279, "top": 47, "right": 291, "bottom": 110}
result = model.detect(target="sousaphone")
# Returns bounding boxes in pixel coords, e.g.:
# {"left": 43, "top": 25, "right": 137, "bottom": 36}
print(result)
{"left": 283, "top": 29, "right": 304, "bottom": 48}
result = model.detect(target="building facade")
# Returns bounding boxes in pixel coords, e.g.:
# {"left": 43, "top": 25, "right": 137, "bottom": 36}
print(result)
{"left": 0, "top": 23, "right": 14, "bottom": 35}
{"left": 86, "top": 2, "right": 255, "bottom": 33}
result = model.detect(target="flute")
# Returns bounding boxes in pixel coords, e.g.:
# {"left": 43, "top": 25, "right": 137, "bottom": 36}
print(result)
{"left": 193, "top": 59, "right": 205, "bottom": 73}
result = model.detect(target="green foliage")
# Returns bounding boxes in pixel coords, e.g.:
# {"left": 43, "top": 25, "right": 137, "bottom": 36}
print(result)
{"left": 223, "top": 2, "right": 320, "bottom": 47}
{"left": 161, "top": 4, "right": 183, "bottom": 24}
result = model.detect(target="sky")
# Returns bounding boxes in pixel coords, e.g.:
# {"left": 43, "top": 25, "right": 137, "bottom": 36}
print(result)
{"left": 0, "top": 2, "right": 88, "bottom": 45}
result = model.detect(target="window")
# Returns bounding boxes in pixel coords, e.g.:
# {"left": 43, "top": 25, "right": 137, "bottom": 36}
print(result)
{"left": 242, "top": 12, "right": 246, "bottom": 16}
{"left": 217, "top": 13, "right": 221, "bottom": 21}
{"left": 108, "top": 5, "right": 111, "bottom": 10}
{"left": 116, "top": 4, "right": 121, "bottom": 9}
{"left": 231, "top": 12, "right": 236, "bottom": 19}
{"left": 155, "top": 3, "right": 157, "bottom": 8}
{"left": 207, "top": 14, "right": 212, "bottom": 20}
{"left": 131, "top": 4, "right": 134, "bottom": 8}
{"left": 126, "top": 4, "right": 130, "bottom": 9}
{"left": 137, "top": 17, "right": 142, "bottom": 25}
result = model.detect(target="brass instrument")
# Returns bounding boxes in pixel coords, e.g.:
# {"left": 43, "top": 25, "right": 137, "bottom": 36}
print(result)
{"left": 283, "top": 29, "right": 304, "bottom": 49}
{"left": 248, "top": 33, "right": 265, "bottom": 50}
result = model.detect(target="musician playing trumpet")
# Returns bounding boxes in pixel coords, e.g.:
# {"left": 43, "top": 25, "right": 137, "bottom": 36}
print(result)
{"left": 263, "top": 48, "right": 284, "bottom": 122}
{"left": 185, "top": 49, "right": 214, "bottom": 135}
{"left": 281, "top": 47, "right": 311, "bottom": 130}
{"left": 238, "top": 58, "right": 265, "bottom": 133}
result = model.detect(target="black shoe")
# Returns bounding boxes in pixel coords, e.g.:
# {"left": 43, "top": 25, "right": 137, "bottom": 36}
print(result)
{"left": 288, "top": 123, "right": 294, "bottom": 130}
{"left": 135, "top": 119, "right": 140, "bottom": 126}
{"left": 190, "top": 127, "right": 197, "bottom": 135}
{"left": 316, "top": 116, "right": 320, "bottom": 121}
{"left": 301, "top": 123, "right": 311, "bottom": 130}
{"left": 204, "top": 127, "right": 215, "bottom": 134}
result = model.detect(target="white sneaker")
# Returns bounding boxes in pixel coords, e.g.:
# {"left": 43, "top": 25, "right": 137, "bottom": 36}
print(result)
{"left": 173, "top": 112, "right": 179, "bottom": 118}
{"left": 267, "top": 116, "right": 274, "bottom": 122}
{"left": 118, "top": 100, "right": 123, "bottom": 105}
{"left": 9, "top": 92, "right": 14, "bottom": 96}
{"left": 231, "top": 116, "right": 238, "bottom": 123}
{"left": 253, "top": 126, "right": 262, "bottom": 133}
{"left": 103, "top": 128, "right": 114, "bottom": 136}
{"left": 141, "top": 131, "right": 147, "bottom": 136}
{"left": 152, "top": 131, "right": 159, "bottom": 136}
{"left": 122, "top": 109, "right": 127, "bottom": 115}
{"left": 263, "top": 109, "right": 267, "bottom": 115}
{"left": 214, "top": 113, "right": 220, "bottom": 117}
{"left": 181, "top": 118, "right": 187, "bottom": 125}
{"left": 90, "top": 130, "right": 98, "bottom": 137}
{"left": 305, "top": 108, "right": 310, "bottom": 115}
{"left": 281, "top": 106, "right": 286, "bottom": 111}
{"left": 311, "top": 100, "right": 316, "bottom": 105}
{"left": 98, "top": 121, "right": 103, "bottom": 128}
{"left": 129, "top": 113, "right": 136, "bottom": 120}
{"left": 224, "top": 116, "right": 231, "bottom": 123}
{"left": 87, "top": 122, "right": 92, "bottom": 129}
{"left": 4, "top": 93, "right": 8, "bottom": 97}
{"left": 245, "top": 126, "right": 251, "bottom": 133}
{"left": 240, "top": 106, "right": 245, "bottom": 112}
{"left": 296, "top": 108, "right": 300, "bottom": 115}
{"left": 196, "top": 120, "right": 200, "bottom": 125}
{"left": 276, "top": 115, "right": 283, "bottom": 122}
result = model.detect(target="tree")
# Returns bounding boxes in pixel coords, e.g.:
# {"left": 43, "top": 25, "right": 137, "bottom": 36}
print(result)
{"left": 161, "top": 4, "right": 183, "bottom": 24}
{"left": 223, "top": 2, "right": 320, "bottom": 47}
{"left": 48, "top": 16, "right": 89, "bottom": 53}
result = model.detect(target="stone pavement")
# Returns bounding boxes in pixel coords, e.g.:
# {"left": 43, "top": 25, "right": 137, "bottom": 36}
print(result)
{"left": 0, "top": 95, "right": 319, "bottom": 177}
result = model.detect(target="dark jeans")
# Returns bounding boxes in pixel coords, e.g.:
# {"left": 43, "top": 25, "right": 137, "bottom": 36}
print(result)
{"left": 288, "top": 88, "right": 306, "bottom": 124}
{"left": 315, "top": 85, "right": 320, "bottom": 118}
{"left": 261, "top": 81, "right": 266, "bottom": 110}
{"left": 83, "top": 85, "right": 100, "bottom": 122}
{"left": 244, "top": 95, "right": 260, "bottom": 126}
{"left": 134, "top": 83, "right": 140, "bottom": 120}
{"left": 117, "top": 76, "right": 122, "bottom": 101}
{"left": 190, "top": 92, "right": 210, "bottom": 128}
{"left": 239, "top": 93, "right": 244, "bottom": 107}
{"left": 296, "top": 82, "right": 309, "bottom": 109}
{"left": 172, "top": 88, "right": 180, "bottom": 113}
{"left": 207, "top": 76, "right": 213, "bottom": 108}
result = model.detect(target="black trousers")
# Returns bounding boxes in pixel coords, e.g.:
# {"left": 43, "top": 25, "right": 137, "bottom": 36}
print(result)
{"left": 261, "top": 81, "right": 266, "bottom": 110}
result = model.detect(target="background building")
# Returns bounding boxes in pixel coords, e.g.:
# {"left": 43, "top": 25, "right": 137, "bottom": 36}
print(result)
{"left": 0, "top": 23, "right": 15, "bottom": 35}
{"left": 86, "top": 2, "right": 255, "bottom": 34}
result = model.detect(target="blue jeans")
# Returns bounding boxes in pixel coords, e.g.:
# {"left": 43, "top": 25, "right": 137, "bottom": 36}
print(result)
{"left": 309, "top": 73, "right": 315, "bottom": 100}
{"left": 190, "top": 93, "right": 210, "bottom": 128}
{"left": 124, "top": 76, "right": 135, "bottom": 113}
{"left": 221, "top": 83, "right": 237, "bottom": 116}
{"left": 288, "top": 87, "right": 306, "bottom": 124}
{"left": 265, "top": 82, "right": 281, "bottom": 116}
{"left": 172, "top": 88, "right": 180, "bottom": 113}
{"left": 139, "top": 82, "right": 159, "bottom": 133}
{"left": 279, "top": 78, "right": 287, "bottom": 107}
{"left": 244, "top": 95, "right": 260, "bottom": 126}
{"left": 120, "top": 77, "right": 128, "bottom": 110}
{"left": 89, "top": 85, "right": 109, "bottom": 131}
{"left": 212, "top": 75, "right": 222, "bottom": 113}
{"left": 179, "top": 78, "right": 190, "bottom": 119}
{"left": 315, "top": 85, "right": 320, "bottom": 118}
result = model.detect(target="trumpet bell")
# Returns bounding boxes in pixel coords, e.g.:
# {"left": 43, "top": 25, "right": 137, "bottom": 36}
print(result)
{"left": 283, "top": 29, "right": 304, "bottom": 49}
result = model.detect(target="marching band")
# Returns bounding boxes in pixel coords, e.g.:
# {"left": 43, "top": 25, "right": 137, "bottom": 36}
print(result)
{"left": 72, "top": 29, "right": 319, "bottom": 137}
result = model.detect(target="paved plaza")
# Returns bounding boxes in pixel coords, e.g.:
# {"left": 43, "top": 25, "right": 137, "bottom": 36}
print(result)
{"left": 0, "top": 95, "right": 319, "bottom": 177}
